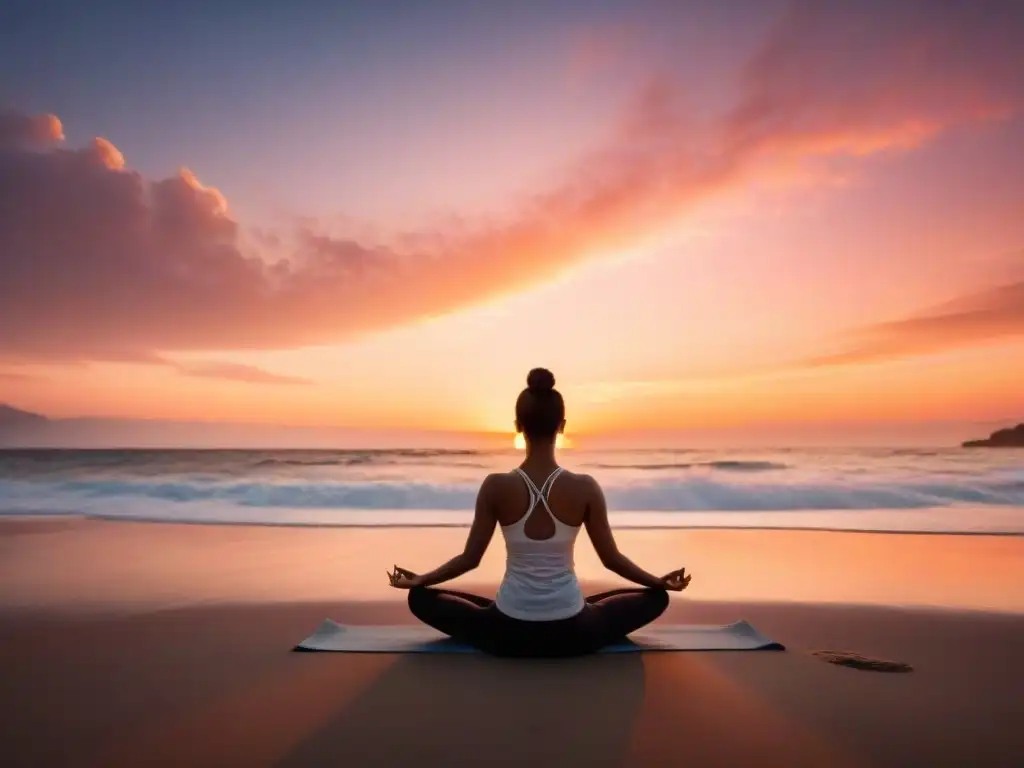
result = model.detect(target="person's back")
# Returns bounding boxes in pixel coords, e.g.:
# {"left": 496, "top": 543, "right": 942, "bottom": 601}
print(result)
{"left": 387, "top": 367, "right": 692, "bottom": 657}
{"left": 493, "top": 466, "right": 587, "bottom": 620}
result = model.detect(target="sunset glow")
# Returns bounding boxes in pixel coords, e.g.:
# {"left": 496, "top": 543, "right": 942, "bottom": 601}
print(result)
{"left": 1, "top": 2, "right": 1022, "bottom": 445}
{"left": 514, "top": 434, "right": 572, "bottom": 451}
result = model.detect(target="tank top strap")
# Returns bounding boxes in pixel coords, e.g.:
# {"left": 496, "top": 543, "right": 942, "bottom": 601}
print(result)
{"left": 514, "top": 467, "right": 539, "bottom": 516}
{"left": 515, "top": 467, "right": 563, "bottom": 521}
{"left": 539, "top": 467, "right": 563, "bottom": 500}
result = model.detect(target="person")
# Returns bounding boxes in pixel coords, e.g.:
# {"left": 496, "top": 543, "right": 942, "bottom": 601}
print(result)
{"left": 387, "top": 367, "right": 692, "bottom": 657}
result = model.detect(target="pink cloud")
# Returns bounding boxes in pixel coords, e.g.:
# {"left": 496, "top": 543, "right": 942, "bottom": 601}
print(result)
{"left": 169, "top": 360, "right": 313, "bottom": 386}
{"left": 0, "top": 111, "right": 63, "bottom": 146}
{"left": 1, "top": 1, "right": 1021, "bottom": 362}
{"left": 805, "top": 266, "right": 1024, "bottom": 367}
{"left": 0, "top": 371, "right": 36, "bottom": 382}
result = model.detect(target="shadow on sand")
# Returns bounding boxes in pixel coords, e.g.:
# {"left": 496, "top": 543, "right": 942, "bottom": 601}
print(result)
{"left": 279, "top": 651, "right": 647, "bottom": 768}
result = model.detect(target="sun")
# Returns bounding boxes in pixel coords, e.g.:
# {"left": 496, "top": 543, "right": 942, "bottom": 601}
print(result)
{"left": 513, "top": 433, "right": 571, "bottom": 450}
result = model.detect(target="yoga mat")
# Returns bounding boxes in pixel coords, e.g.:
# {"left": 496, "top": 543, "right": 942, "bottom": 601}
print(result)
{"left": 294, "top": 619, "right": 784, "bottom": 653}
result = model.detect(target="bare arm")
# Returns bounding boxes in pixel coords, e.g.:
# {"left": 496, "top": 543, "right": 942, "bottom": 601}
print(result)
{"left": 405, "top": 474, "right": 498, "bottom": 588}
{"left": 583, "top": 476, "right": 669, "bottom": 589}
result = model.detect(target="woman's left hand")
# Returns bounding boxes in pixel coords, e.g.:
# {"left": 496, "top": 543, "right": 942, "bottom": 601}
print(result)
{"left": 387, "top": 565, "right": 422, "bottom": 589}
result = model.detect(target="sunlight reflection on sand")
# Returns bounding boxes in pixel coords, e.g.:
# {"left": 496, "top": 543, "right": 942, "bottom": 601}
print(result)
{"left": 1, "top": 520, "right": 1022, "bottom": 615}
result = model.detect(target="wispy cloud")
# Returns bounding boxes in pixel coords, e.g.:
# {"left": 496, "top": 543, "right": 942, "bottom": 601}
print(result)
{"left": 169, "top": 360, "right": 313, "bottom": 386}
{"left": 1, "top": 1, "right": 1021, "bottom": 363}
{"left": 0, "top": 371, "right": 36, "bottom": 382}
{"left": 804, "top": 274, "right": 1024, "bottom": 367}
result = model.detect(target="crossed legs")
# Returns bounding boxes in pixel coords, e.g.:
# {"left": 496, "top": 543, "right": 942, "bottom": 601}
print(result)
{"left": 407, "top": 585, "right": 669, "bottom": 655}
{"left": 585, "top": 587, "right": 670, "bottom": 641}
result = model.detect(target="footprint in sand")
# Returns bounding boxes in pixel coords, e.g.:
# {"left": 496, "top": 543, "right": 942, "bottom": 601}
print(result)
{"left": 811, "top": 650, "right": 914, "bottom": 673}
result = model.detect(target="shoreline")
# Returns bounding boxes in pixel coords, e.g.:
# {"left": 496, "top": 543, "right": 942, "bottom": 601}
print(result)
{"left": 3, "top": 510, "right": 1023, "bottom": 537}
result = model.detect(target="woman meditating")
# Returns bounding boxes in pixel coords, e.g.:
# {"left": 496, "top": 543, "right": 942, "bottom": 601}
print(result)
{"left": 387, "top": 367, "right": 691, "bottom": 657}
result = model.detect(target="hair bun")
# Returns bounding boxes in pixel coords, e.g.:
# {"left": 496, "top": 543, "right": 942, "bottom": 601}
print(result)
{"left": 527, "top": 367, "right": 556, "bottom": 392}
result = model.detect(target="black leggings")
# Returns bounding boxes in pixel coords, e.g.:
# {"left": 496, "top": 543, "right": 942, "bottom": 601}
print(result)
{"left": 407, "top": 586, "right": 669, "bottom": 658}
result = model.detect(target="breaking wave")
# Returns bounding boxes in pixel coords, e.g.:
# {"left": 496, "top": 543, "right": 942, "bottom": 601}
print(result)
{"left": 585, "top": 460, "right": 788, "bottom": 472}
{"left": 2, "top": 447, "right": 1022, "bottom": 533}
{"left": 2, "top": 473, "right": 1023, "bottom": 514}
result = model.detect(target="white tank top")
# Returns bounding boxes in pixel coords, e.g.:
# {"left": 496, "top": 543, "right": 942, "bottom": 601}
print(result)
{"left": 494, "top": 467, "right": 585, "bottom": 621}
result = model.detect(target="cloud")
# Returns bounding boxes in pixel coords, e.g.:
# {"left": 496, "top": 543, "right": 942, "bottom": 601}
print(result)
{"left": 804, "top": 275, "right": 1024, "bottom": 367}
{"left": 169, "top": 360, "right": 313, "bottom": 386}
{"left": 1, "top": 1, "right": 1022, "bottom": 362}
{"left": 0, "top": 371, "right": 36, "bottom": 382}
{"left": 0, "top": 111, "right": 63, "bottom": 146}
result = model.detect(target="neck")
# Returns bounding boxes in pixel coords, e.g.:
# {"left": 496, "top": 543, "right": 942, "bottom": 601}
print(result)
{"left": 524, "top": 438, "right": 557, "bottom": 465}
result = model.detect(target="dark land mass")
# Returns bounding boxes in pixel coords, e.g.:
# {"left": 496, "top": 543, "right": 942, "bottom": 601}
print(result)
{"left": 963, "top": 423, "right": 1024, "bottom": 448}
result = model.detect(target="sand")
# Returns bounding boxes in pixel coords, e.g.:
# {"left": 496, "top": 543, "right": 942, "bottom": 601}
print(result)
{"left": 1, "top": 518, "right": 1023, "bottom": 767}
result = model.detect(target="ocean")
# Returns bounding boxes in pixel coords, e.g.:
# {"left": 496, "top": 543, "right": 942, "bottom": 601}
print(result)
{"left": 0, "top": 447, "right": 1022, "bottom": 534}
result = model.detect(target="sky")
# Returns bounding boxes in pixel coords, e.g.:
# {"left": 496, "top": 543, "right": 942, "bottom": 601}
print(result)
{"left": 1, "top": 0, "right": 1023, "bottom": 446}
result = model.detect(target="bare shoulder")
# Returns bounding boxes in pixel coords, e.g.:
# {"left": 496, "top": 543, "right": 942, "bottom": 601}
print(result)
{"left": 555, "top": 469, "right": 601, "bottom": 497}
{"left": 480, "top": 472, "right": 512, "bottom": 490}
{"left": 479, "top": 471, "right": 523, "bottom": 495}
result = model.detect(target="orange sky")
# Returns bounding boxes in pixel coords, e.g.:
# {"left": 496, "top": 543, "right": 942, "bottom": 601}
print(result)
{"left": 1, "top": 2, "right": 1023, "bottom": 443}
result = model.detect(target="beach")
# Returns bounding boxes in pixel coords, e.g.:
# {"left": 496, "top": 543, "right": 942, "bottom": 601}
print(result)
{"left": 2, "top": 518, "right": 1022, "bottom": 767}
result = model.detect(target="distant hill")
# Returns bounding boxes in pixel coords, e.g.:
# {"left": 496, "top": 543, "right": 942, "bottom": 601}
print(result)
{"left": 0, "top": 404, "right": 48, "bottom": 429}
{"left": 963, "top": 423, "right": 1024, "bottom": 448}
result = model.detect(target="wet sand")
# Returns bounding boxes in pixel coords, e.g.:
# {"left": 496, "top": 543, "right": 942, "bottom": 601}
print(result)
{"left": 1, "top": 518, "right": 1022, "bottom": 766}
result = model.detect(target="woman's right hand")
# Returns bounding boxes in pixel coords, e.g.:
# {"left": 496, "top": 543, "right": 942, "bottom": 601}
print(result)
{"left": 661, "top": 568, "right": 692, "bottom": 591}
